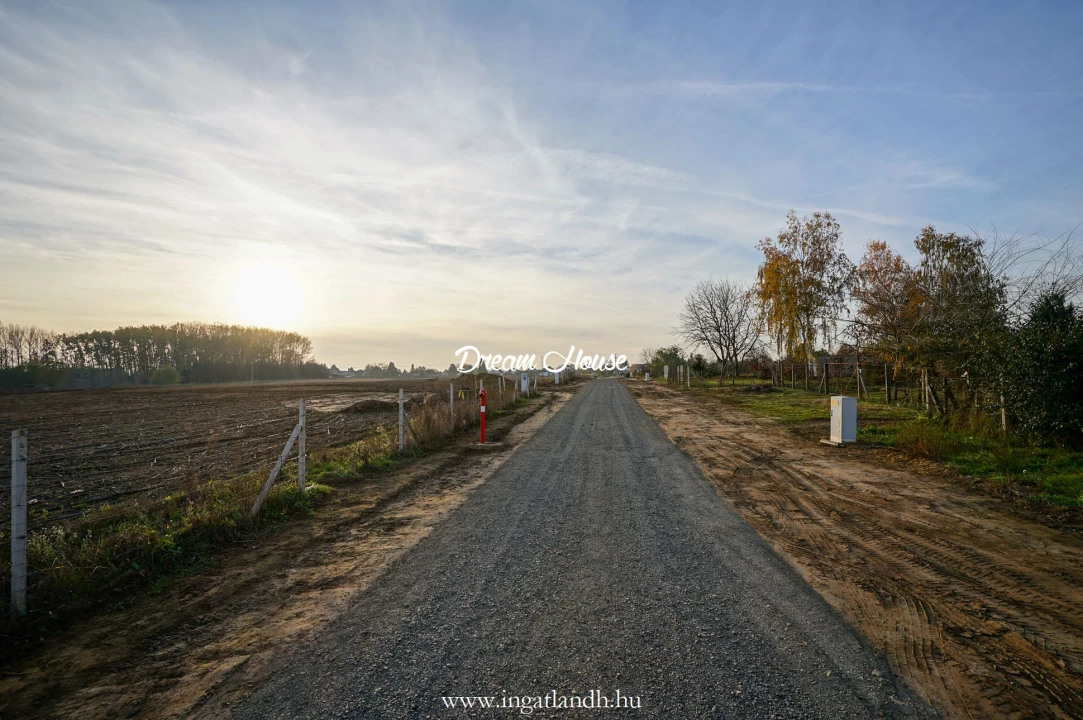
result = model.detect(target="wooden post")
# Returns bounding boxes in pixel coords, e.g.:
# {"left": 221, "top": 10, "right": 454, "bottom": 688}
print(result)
{"left": 1000, "top": 391, "right": 1008, "bottom": 435}
{"left": 923, "top": 370, "right": 931, "bottom": 414}
{"left": 804, "top": 363, "right": 808, "bottom": 391}
{"left": 11, "top": 429, "right": 27, "bottom": 620}
{"left": 398, "top": 388, "right": 404, "bottom": 451}
{"left": 450, "top": 381, "right": 454, "bottom": 425}
{"left": 824, "top": 363, "right": 830, "bottom": 394}
{"left": 297, "top": 399, "right": 306, "bottom": 492}
{"left": 885, "top": 363, "right": 890, "bottom": 404}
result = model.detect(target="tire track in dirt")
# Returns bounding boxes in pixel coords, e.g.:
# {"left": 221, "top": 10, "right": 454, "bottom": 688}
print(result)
{"left": 628, "top": 381, "right": 1083, "bottom": 720}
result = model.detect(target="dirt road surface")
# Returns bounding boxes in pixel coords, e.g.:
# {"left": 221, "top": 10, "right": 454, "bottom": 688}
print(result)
{"left": 234, "top": 379, "right": 929, "bottom": 719}
{"left": 626, "top": 381, "right": 1083, "bottom": 719}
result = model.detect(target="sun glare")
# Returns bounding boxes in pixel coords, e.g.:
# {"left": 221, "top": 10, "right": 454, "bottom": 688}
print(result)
{"left": 234, "top": 262, "right": 303, "bottom": 329}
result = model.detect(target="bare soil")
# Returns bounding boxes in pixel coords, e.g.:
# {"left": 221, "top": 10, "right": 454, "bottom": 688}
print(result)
{"left": 0, "top": 389, "right": 574, "bottom": 719}
{"left": 0, "top": 379, "right": 447, "bottom": 531}
{"left": 626, "top": 381, "right": 1083, "bottom": 720}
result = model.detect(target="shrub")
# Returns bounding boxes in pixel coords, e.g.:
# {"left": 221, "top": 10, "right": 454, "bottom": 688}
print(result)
{"left": 150, "top": 365, "right": 180, "bottom": 385}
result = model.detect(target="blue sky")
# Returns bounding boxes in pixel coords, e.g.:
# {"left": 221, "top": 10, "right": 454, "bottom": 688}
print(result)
{"left": 1, "top": 0, "right": 1080, "bottom": 367}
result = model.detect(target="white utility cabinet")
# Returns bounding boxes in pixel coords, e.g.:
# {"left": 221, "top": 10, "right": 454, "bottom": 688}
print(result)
{"left": 830, "top": 396, "right": 857, "bottom": 444}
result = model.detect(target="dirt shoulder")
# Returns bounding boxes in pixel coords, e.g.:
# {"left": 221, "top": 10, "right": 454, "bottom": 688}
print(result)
{"left": 0, "top": 389, "right": 577, "bottom": 720}
{"left": 625, "top": 380, "right": 1083, "bottom": 720}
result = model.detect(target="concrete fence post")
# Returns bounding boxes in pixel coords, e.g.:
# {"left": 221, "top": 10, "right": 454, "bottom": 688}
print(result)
{"left": 297, "top": 399, "right": 306, "bottom": 492}
{"left": 11, "top": 429, "right": 27, "bottom": 620}
{"left": 249, "top": 421, "right": 302, "bottom": 519}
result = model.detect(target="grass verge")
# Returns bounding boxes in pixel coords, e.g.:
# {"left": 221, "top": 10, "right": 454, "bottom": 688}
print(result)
{"left": 0, "top": 467, "right": 333, "bottom": 661}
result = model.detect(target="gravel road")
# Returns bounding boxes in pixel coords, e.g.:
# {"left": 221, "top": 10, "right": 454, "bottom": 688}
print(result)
{"left": 234, "top": 379, "right": 932, "bottom": 719}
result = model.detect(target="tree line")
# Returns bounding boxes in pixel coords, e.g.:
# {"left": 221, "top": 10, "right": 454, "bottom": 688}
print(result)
{"left": 671, "top": 210, "right": 1083, "bottom": 445}
{"left": 0, "top": 321, "right": 327, "bottom": 389}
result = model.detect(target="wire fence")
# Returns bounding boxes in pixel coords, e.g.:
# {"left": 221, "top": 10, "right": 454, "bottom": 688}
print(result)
{"left": 767, "top": 361, "right": 997, "bottom": 416}
{"left": 0, "top": 379, "right": 450, "bottom": 536}
{"left": 643, "top": 360, "right": 1001, "bottom": 421}
{"left": 0, "top": 372, "right": 554, "bottom": 539}
{"left": 0, "top": 373, "right": 563, "bottom": 622}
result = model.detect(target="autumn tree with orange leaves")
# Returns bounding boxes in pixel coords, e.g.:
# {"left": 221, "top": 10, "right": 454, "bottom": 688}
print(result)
{"left": 755, "top": 211, "right": 853, "bottom": 363}
{"left": 850, "top": 240, "right": 922, "bottom": 366}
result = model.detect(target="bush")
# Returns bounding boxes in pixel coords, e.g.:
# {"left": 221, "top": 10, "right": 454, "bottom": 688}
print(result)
{"left": 0, "top": 363, "right": 66, "bottom": 390}
{"left": 150, "top": 366, "right": 180, "bottom": 385}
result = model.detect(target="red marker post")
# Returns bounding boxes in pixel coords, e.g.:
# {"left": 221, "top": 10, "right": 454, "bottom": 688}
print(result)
{"left": 478, "top": 389, "right": 487, "bottom": 444}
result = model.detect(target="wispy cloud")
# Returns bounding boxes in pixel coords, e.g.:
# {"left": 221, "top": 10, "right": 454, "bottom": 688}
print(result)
{"left": 0, "top": 1, "right": 1078, "bottom": 366}
{"left": 617, "top": 79, "right": 1083, "bottom": 101}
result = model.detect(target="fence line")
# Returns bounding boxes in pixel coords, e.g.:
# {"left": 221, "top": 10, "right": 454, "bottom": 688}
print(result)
{"left": 4, "top": 372, "right": 562, "bottom": 619}
{"left": 639, "top": 358, "right": 1003, "bottom": 422}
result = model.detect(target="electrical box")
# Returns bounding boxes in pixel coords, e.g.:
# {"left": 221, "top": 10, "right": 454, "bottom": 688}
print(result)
{"left": 830, "top": 396, "right": 857, "bottom": 444}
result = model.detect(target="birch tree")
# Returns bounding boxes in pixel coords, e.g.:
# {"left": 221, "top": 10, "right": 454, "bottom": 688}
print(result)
{"left": 755, "top": 211, "right": 853, "bottom": 362}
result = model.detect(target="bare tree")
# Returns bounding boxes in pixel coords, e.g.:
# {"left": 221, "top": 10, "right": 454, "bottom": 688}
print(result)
{"left": 983, "top": 225, "right": 1083, "bottom": 325}
{"left": 678, "top": 278, "right": 761, "bottom": 380}
{"left": 4, "top": 323, "right": 27, "bottom": 366}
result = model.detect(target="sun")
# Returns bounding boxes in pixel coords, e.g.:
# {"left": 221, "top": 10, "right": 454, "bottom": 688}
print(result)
{"left": 234, "top": 262, "right": 303, "bottom": 329}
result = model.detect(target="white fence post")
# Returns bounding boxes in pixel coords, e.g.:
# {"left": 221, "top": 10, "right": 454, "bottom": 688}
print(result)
{"left": 297, "top": 399, "right": 306, "bottom": 492}
{"left": 11, "top": 429, "right": 27, "bottom": 621}
{"left": 450, "top": 381, "right": 455, "bottom": 426}
{"left": 249, "top": 421, "right": 302, "bottom": 519}
{"left": 398, "top": 388, "right": 404, "bottom": 451}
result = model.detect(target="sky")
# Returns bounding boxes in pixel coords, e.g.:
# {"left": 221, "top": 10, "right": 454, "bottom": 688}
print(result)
{"left": 1, "top": 0, "right": 1081, "bottom": 369}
